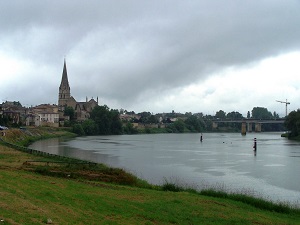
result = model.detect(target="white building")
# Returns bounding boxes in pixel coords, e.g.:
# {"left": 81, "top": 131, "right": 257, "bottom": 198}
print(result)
{"left": 26, "top": 104, "right": 59, "bottom": 127}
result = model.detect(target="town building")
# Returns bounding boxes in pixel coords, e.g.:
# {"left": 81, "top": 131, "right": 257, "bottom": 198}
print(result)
{"left": 0, "top": 101, "right": 27, "bottom": 125}
{"left": 26, "top": 104, "right": 59, "bottom": 127}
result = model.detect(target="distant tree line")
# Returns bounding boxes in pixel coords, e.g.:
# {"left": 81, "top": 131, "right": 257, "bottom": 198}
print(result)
{"left": 65, "top": 105, "right": 287, "bottom": 136}
{"left": 212, "top": 107, "right": 283, "bottom": 132}
{"left": 214, "top": 107, "right": 279, "bottom": 120}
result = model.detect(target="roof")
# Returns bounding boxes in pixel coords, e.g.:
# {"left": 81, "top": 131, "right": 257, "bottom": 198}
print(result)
{"left": 59, "top": 59, "right": 70, "bottom": 89}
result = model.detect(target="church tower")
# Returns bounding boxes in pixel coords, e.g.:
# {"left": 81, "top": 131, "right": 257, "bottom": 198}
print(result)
{"left": 58, "top": 59, "right": 71, "bottom": 111}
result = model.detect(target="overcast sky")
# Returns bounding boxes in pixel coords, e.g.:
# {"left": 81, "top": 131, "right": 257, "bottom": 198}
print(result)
{"left": 1, "top": 1, "right": 300, "bottom": 117}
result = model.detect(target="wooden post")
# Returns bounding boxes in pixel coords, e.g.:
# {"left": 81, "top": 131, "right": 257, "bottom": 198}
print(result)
{"left": 241, "top": 122, "right": 246, "bottom": 135}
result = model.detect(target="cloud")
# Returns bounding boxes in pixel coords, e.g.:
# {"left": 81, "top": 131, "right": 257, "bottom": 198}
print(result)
{"left": 0, "top": 1, "right": 300, "bottom": 115}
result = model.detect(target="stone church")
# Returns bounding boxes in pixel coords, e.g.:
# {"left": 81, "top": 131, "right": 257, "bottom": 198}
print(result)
{"left": 58, "top": 59, "right": 98, "bottom": 121}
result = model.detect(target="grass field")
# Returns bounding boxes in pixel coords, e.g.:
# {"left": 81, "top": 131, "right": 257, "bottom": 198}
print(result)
{"left": 1, "top": 128, "right": 300, "bottom": 224}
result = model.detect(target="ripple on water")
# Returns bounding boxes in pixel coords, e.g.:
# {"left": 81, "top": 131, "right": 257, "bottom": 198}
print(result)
{"left": 263, "top": 164, "right": 285, "bottom": 167}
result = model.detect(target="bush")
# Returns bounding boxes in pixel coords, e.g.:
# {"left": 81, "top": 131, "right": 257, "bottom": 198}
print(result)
{"left": 72, "top": 124, "right": 85, "bottom": 135}
{"left": 34, "top": 166, "right": 50, "bottom": 175}
{"left": 161, "top": 178, "right": 186, "bottom": 192}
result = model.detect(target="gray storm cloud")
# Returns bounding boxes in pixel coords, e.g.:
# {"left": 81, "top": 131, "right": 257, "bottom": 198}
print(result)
{"left": 0, "top": 1, "right": 300, "bottom": 112}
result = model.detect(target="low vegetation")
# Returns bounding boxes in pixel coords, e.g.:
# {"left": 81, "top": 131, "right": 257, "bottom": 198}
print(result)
{"left": 284, "top": 109, "right": 300, "bottom": 140}
{"left": 0, "top": 126, "right": 75, "bottom": 146}
{"left": 0, "top": 127, "right": 300, "bottom": 224}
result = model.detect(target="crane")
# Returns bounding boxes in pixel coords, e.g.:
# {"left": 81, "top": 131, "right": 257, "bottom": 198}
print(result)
{"left": 276, "top": 99, "right": 290, "bottom": 117}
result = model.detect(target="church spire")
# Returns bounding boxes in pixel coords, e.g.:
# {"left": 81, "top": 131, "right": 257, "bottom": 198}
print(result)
{"left": 58, "top": 58, "right": 71, "bottom": 111}
{"left": 59, "top": 58, "right": 70, "bottom": 89}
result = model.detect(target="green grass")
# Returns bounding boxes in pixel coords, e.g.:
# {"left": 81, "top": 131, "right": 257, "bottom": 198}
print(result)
{"left": 199, "top": 189, "right": 299, "bottom": 214}
{"left": 1, "top": 168, "right": 300, "bottom": 225}
{"left": 161, "top": 179, "right": 300, "bottom": 214}
{"left": 1, "top": 127, "right": 300, "bottom": 224}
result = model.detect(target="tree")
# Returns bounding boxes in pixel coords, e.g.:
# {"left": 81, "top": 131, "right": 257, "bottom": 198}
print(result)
{"left": 273, "top": 111, "right": 280, "bottom": 119}
{"left": 227, "top": 111, "right": 243, "bottom": 120}
{"left": 138, "top": 112, "right": 152, "bottom": 124}
{"left": 72, "top": 124, "right": 85, "bottom": 135}
{"left": 215, "top": 110, "right": 226, "bottom": 119}
{"left": 126, "top": 111, "right": 135, "bottom": 115}
{"left": 251, "top": 107, "right": 273, "bottom": 120}
{"left": 185, "top": 112, "right": 192, "bottom": 117}
{"left": 173, "top": 119, "right": 185, "bottom": 133}
{"left": 285, "top": 109, "right": 300, "bottom": 138}
{"left": 110, "top": 109, "right": 123, "bottom": 135}
{"left": 90, "top": 105, "right": 123, "bottom": 135}
{"left": 148, "top": 115, "right": 158, "bottom": 124}
{"left": 123, "top": 122, "right": 138, "bottom": 134}
{"left": 64, "top": 106, "right": 75, "bottom": 121}
{"left": 247, "top": 111, "right": 251, "bottom": 119}
{"left": 184, "top": 115, "right": 204, "bottom": 132}
{"left": 90, "top": 105, "right": 111, "bottom": 134}
{"left": 0, "top": 115, "right": 10, "bottom": 127}
{"left": 82, "top": 119, "right": 98, "bottom": 135}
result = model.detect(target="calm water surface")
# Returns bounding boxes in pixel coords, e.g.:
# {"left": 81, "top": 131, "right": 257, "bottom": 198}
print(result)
{"left": 30, "top": 132, "right": 300, "bottom": 205}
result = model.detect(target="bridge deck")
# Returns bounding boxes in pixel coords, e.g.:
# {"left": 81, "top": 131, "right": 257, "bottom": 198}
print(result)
{"left": 212, "top": 119, "right": 285, "bottom": 124}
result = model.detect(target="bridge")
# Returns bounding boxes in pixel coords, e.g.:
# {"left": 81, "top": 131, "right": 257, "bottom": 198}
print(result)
{"left": 212, "top": 119, "right": 285, "bottom": 134}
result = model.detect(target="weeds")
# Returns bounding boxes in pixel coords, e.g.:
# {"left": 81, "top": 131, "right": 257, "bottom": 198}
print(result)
{"left": 162, "top": 182, "right": 184, "bottom": 192}
{"left": 29, "top": 161, "right": 152, "bottom": 188}
{"left": 161, "top": 178, "right": 300, "bottom": 214}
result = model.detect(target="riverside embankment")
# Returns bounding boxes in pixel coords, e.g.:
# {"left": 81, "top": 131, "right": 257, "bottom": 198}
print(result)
{"left": 1, "top": 127, "right": 300, "bottom": 224}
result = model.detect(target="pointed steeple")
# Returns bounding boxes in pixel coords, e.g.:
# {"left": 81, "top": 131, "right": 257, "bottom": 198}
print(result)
{"left": 58, "top": 59, "right": 71, "bottom": 111}
{"left": 59, "top": 58, "right": 70, "bottom": 90}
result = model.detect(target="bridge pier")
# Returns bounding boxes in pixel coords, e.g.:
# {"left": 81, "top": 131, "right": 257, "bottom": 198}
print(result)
{"left": 255, "top": 123, "right": 262, "bottom": 132}
{"left": 241, "top": 122, "right": 247, "bottom": 135}
{"left": 247, "top": 123, "right": 252, "bottom": 132}
{"left": 212, "top": 122, "right": 218, "bottom": 129}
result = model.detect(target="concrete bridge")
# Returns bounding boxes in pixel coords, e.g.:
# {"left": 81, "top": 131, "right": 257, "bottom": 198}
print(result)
{"left": 212, "top": 119, "right": 285, "bottom": 134}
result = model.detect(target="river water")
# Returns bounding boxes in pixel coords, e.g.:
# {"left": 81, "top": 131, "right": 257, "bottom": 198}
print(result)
{"left": 29, "top": 132, "right": 300, "bottom": 206}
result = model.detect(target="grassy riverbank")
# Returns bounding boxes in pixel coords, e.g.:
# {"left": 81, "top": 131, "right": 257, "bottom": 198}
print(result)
{"left": 1, "top": 127, "right": 300, "bottom": 224}
{"left": 0, "top": 126, "right": 76, "bottom": 146}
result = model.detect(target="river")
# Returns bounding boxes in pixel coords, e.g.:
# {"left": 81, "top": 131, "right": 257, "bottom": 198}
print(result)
{"left": 29, "top": 132, "right": 300, "bottom": 206}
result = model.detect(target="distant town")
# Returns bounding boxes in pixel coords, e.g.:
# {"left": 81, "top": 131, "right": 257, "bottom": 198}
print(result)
{"left": 0, "top": 60, "right": 289, "bottom": 134}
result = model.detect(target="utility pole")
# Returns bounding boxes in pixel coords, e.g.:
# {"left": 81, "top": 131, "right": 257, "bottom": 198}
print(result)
{"left": 276, "top": 99, "right": 290, "bottom": 117}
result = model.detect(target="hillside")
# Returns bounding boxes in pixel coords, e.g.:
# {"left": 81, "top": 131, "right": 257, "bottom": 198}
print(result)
{"left": 0, "top": 127, "right": 299, "bottom": 224}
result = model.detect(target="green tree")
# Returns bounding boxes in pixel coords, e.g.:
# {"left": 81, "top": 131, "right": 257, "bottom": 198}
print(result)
{"left": 0, "top": 115, "right": 10, "bottom": 127}
{"left": 285, "top": 109, "right": 300, "bottom": 138}
{"left": 110, "top": 109, "right": 123, "bottom": 135}
{"left": 148, "top": 115, "right": 158, "bottom": 124}
{"left": 184, "top": 115, "right": 204, "bottom": 132}
{"left": 247, "top": 111, "right": 251, "bottom": 119}
{"left": 123, "top": 122, "right": 138, "bottom": 134}
{"left": 227, "top": 111, "right": 243, "bottom": 120}
{"left": 173, "top": 119, "right": 185, "bottom": 133}
{"left": 90, "top": 105, "right": 123, "bottom": 135}
{"left": 72, "top": 124, "right": 85, "bottom": 135}
{"left": 90, "top": 105, "right": 111, "bottom": 134}
{"left": 82, "top": 119, "right": 98, "bottom": 135}
{"left": 64, "top": 106, "right": 75, "bottom": 121}
{"left": 215, "top": 110, "right": 226, "bottom": 119}
{"left": 273, "top": 111, "right": 280, "bottom": 119}
{"left": 251, "top": 107, "right": 273, "bottom": 120}
{"left": 138, "top": 112, "right": 152, "bottom": 124}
